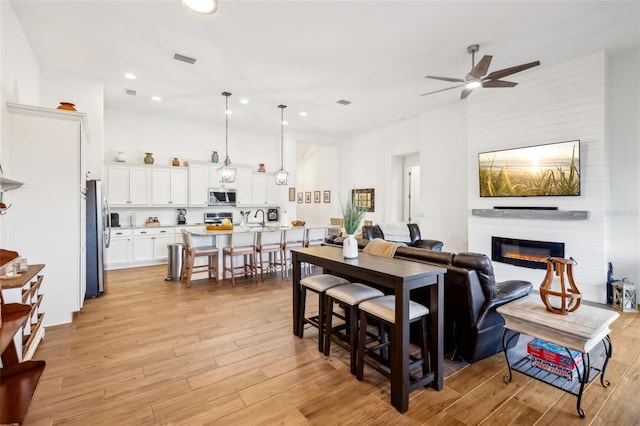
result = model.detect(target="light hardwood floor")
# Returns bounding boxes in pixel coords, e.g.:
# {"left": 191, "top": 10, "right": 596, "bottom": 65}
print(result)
{"left": 24, "top": 265, "right": 640, "bottom": 425}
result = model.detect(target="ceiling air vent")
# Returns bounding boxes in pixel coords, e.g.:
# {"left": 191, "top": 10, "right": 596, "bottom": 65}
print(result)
{"left": 125, "top": 89, "right": 136, "bottom": 96}
{"left": 336, "top": 99, "right": 352, "bottom": 106}
{"left": 173, "top": 53, "right": 197, "bottom": 64}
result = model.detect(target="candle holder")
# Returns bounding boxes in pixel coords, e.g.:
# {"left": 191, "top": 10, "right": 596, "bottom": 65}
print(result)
{"left": 539, "top": 257, "right": 582, "bottom": 315}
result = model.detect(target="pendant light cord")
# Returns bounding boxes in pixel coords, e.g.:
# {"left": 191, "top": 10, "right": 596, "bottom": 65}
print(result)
{"left": 278, "top": 104, "right": 286, "bottom": 169}
{"left": 222, "top": 91, "right": 231, "bottom": 165}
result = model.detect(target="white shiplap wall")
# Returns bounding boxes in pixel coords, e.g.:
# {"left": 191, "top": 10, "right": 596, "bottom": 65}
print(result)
{"left": 467, "top": 52, "right": 608, "bottom": 302}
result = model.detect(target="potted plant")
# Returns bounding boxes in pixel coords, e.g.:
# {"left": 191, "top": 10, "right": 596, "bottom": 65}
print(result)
{"left": 340, "top": 194, "right": 368, "bottom": 258}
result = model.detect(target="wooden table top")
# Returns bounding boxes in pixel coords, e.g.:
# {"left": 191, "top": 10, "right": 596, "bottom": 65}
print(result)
{"left": 497, "top": 294, "right": 619, "bottom": 352}
{"left": 0, "top": 264, "right": 45, "bottom": 289}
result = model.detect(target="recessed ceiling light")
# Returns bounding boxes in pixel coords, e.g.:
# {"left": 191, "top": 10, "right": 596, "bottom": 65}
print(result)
{"left": 225, "top": 110, "right": 232, "bottom": 115}
{"left": 181, "top": 0, "right": 217, "bottom": 14}
{"left": 282, "top": 121, "right": 288, "bottom": 125}
{"left": 124, "top": 73, "right": 136, "bottom": 80}
{"left": 299, "top": 112, "right": 307, "bottom": 117}
{"left": 151, "top": 96, "right": 162, "bottom": 102}
{"left": 240, "top": 98, "right": 249, "bottom": 104}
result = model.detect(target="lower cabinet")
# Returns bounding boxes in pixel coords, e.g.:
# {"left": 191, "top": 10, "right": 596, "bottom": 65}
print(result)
{"left": 133, "top": 228, "right": 174, "bottom": 263}
{"left": 106, "top": 229, "right": 133, "bottom": 268}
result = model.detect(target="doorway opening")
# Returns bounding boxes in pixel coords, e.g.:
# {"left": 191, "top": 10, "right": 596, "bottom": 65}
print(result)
{"left": 403, "top": 154, "right": 420, "bottom": 223}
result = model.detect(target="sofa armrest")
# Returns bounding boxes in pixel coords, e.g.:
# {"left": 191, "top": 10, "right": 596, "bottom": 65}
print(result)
{"left": 476, "top": 280, "right": 533, "bottom": 327}
{"left": 412, "top": 239, "right": 444, "bottom": 251}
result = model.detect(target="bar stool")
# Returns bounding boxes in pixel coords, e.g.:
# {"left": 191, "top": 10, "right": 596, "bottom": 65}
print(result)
{"left": 324, "top": 283, "right": 384, "bottom": 374}
{"left": 299, "top": 274, "right": 350, "bottom": 352}
{"left": 304, "top": 227, "right": 327, "bottom": 274}
{"left": 256, "top": 230, "right": 282, "bottom": 282}
{"left": 280, "top": 228, "right": 305, "bottom": 278}
{"left": 181, "top": 230, "right": 218, "bottom": 287}
{"left": 222, "top": 231, "right": 258, "bottom": 286}
{"left": 356, "top": 295, "right": 431, "bottom": 390}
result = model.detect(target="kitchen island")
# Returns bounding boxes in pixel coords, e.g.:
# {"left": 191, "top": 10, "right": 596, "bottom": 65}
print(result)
{"left": 184, "top": 226, "right": 330, "bottom": 282}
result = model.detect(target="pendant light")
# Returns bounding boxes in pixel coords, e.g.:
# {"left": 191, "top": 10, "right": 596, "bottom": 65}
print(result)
{"left": 218, "top": 91, "right": 237, "bottom": 183}
{"left": 274, "top": 104, "right": 289, "bottom": 185}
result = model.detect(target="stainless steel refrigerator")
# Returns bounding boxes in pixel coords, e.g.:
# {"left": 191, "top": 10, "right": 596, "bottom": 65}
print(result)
{"left": 86, "top": 179, "right": 111, "bottom": 298}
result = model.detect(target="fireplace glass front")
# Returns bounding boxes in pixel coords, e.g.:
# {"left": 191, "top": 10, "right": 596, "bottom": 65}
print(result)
{"left": 492, "top": 236, "right": 564, "bottom": 270}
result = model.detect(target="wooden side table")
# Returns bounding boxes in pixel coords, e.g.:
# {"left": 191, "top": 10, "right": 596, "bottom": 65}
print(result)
{"left": 497, "top": 295, "right": 619, "bottom": 418}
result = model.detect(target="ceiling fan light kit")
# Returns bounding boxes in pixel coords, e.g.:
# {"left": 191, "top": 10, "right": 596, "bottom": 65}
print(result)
{"left": 421, "top": 44, "right": 540, "bottom": 99}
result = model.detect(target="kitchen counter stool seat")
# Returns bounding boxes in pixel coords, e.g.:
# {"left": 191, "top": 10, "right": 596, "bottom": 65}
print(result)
{"left": 357, "top": 295, "right": 431, "bottom": 392}
{"left": 256, "top": 230, "right": 282, "bottom": 282}
{"left": 280, "top": 228, "right": 305, "bottom": 278}
{"left": 222, "top": 231, "right": 258, "bottom": 286}
{"left": 299, "top": 274, "right": 350, "bottom": 352}
{"left": 181, "top": 230, "right": 218, "bottom": 287}
{"left": 324, "top": 283, "right": 384, "bottom": 374}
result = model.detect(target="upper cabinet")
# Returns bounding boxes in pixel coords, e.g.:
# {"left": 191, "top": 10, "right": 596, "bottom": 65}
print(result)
{"left": 251, "top": 172, "right": 280, "bottom": 205}
{"left": 188, "top": 164, "right": 215, "bottom": 207}
{"left": 108, "top": 164, "right": 151, "bottom": 206}
{"left": 151, "top": 167, "right": 188, "bottom": 206}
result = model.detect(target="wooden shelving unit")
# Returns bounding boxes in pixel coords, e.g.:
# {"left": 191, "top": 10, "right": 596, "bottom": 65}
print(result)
{"left": 0, "top": 302, "right": 46, "bottom": 425}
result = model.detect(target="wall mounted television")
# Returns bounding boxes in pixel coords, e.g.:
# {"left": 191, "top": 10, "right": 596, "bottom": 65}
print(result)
{"left": 478, "top": 140, "right": 580, "bottom": 197}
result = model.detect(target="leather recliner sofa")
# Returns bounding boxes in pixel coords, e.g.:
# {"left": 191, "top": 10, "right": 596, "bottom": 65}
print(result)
{"left": 361, "top": 224, "right": 444, "bottom": 251}
{"left": 394, "top": 247, "right": 533, "bottom": 362}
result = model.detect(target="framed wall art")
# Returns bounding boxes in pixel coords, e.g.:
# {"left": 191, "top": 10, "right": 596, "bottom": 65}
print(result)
{"left": 352, "top": 188, "right": 375, "bottom": 212}
{"left": 305, "top": 192, "right": 311, "bottom": 203}
{"left": 314, "top": 191, "right": 321, "bottom": 203}
{"left": 323, "top": 190, "right": 331, "bottom": 203}
{"left": 297, "top": 192, "right": 303, "bottom": 203}
{"left": 289, "top": 187, "right": 296, "bottom": 202}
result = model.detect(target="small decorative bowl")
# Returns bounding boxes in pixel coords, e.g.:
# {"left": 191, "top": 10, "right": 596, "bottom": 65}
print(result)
{"left": 291, "top": 221, "right": 306, "bottom": 227}
{"left": 57, "top": 102, "right": 77, "bottom": 111}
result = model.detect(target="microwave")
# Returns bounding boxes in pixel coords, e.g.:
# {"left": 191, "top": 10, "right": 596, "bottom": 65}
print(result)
{"left": 208, "top": 188, "right": 237, "bottom": 206}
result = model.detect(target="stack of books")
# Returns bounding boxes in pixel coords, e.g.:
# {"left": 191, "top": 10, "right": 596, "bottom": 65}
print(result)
{"left": 527, "top": 338, "right": 583, "bottom": 381}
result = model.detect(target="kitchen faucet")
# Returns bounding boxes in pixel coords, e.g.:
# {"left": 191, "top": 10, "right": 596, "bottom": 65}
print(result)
{"left": 254, "top": 209, "right": 265, "bottom": 227}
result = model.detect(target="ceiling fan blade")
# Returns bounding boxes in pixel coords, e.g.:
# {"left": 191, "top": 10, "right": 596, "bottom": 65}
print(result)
{"left": 482, "top": 80, "right": 518, "bottom": 88}
{"left": 425, "top": 76, "right": 465, "bottom": 83}
{"left": 485, "top": 60, "right": 541, "bottom": 81}
{"left": 460, "top": 88, "right": 474, "bottom": 99}
{"left": 420, "top": 84, "right": 464, "bottom": 96}
{"left": 468, "top": 55, "right": 493, "bottom": 79}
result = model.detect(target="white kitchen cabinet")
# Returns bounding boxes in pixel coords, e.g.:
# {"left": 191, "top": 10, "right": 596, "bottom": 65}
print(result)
{"left": 105, "top": 229, "right": 133, "bottom": 268}
{"left": 6, "top": 103, "right": 89, "bottom": 326}
{"left": 108, "top": 164, "right": 151, "bottom": 206}
{"left": 235, "top": 167, "right": 253, "bottom": 205}
{"left": 153, "top": 230, "right": 175, "bottom": 260}
{"left": 151, "top": 167, "right": 188, "bottom": 206}
{"left": 133, "top": 227, "right": 175, "bottom": 263}
{"left": 251, "top": 172, "right": 281, "bottom": 205}
{"left": 188, "top": 164, "right": 213, "bottom": 207}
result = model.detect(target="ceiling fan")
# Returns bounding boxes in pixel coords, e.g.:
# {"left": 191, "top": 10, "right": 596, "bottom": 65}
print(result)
{"left": 421, "top": 44, "right": 540, "bottom": 99}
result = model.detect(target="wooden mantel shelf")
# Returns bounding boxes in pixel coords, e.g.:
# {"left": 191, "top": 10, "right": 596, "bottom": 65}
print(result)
{"left": 471, "top": 209, "right": 589, "bottom": 220}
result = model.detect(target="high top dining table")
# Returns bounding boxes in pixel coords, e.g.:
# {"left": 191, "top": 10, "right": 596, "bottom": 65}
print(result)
{"left": 291, "top": 245, "right": 447, "bottom": 412}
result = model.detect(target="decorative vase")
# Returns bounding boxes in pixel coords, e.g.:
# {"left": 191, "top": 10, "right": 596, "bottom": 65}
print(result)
{"left": 212, "top": 151, "right": 219, "bottom": 163}
{"left": 539, "top": 257, "right": 582, "bottom": 315}
{"left": 57, "top": 102, "right": 76, "bottom": 111}
{"left": 258, "top": 163, "right": 266, "bottom": 173}
{"left": 172, "top": 157, "right": 180, "bottom": 166}
{"left": 343, "top": 234, "right": 358, "bottom": 258}
{"left": 144, "top": 153, "right": 155, "bottom": 165}
{"left": 115, "top": 151, "right": 125, "bottom": 162}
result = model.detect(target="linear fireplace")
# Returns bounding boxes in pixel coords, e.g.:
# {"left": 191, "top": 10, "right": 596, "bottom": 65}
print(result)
{"left": 492, "top": 236, "right": 564, "bottom": 270}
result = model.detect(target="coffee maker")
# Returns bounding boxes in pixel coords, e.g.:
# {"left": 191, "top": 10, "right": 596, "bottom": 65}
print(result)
{"left": 177, "top": 209, "right": 187, "bottom": 225}
{"left": 110, "top": 212, "right": 120, "bottom": 227}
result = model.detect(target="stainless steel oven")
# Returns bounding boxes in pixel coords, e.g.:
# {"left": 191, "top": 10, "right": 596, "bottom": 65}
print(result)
{"left": 204, "top": 212, "right": 233, "bottom": 225}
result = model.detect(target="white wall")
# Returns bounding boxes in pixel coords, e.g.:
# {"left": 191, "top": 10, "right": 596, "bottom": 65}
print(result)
{"left": 467, "top": 52, "right": 608, "bottom": 302}
{"left": 295, "top": 141, "right": 338, "bottom": 225}
{"left": 608, "top": 48, "right": 640, "bottom": 285}
{"left": 40, "top": 68, "right": 104, "bottom": 179}
{"left": 0, "top": 0, "right": 40, "bottom": 246}
{"left": 418, "top": 102, "right": 468, "bottom": 253}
